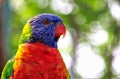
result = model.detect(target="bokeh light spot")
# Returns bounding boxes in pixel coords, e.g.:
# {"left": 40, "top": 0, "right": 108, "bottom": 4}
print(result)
{"left": 112, "top": 46, "right": 120, "bottom": 74}
{"left": 10, "top": 0, "right": 26, "bottom": 12}
{"left": 75, "top": 43, "right": 105, "bottom": 78}
{"left": 88, "top": 22, "right": 108, "bottom": 46}
{"left": 51, "top": 0, "right": 74, "bottom": 15}
{"left": 58, "top": 30, "right": 73, "bottom": 68}
{"left": 109, "top": 0, "right": 120, "bottom": 20}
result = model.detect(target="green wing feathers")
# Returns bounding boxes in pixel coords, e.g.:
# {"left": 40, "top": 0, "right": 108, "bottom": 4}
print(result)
{"left": 1, "top": 59, "right": 14, "bottom": 79}
{"left": 68, "top": 72, "right": 71, "bottom": 79}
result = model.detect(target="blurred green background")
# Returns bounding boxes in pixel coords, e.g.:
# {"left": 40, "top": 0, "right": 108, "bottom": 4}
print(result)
{"left": 0, "top": 0, "right": 120, "bottom": 79}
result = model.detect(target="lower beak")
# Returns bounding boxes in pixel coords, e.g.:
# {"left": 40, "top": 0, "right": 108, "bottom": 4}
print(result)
{"left": 55, "top": 24, "right": 66, "bottom": 38}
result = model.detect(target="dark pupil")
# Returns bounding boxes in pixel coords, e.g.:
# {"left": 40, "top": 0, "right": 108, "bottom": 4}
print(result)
{"left": 43, "top": 19, "right": 49, "bottom": 25}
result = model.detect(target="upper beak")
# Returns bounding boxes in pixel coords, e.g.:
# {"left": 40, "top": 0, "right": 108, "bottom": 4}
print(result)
{"left": 55, "top": 23, "right": 66, "bottom": 38}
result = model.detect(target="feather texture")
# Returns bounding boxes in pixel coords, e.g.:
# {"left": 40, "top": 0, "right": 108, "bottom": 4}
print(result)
{"left": 10, "top": 42, "right": 69, "bottom": 79}
{"left": 1, "top": 59, "right": 14, "bottom": 79}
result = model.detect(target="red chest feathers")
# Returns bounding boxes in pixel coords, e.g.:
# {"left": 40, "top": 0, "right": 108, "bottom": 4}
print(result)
{"left": 10, "top": 42, "right": 68, "bottom": 79}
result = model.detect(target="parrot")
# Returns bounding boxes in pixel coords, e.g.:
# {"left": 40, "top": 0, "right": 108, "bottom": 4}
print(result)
{"left": 1, "top": 13, "right": 70, "bottom": 79}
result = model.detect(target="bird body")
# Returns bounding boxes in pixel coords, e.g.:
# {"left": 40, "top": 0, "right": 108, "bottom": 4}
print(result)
{"left": 10, "top": 42, "right": 68, "bottom": 79}
{"left": 1, "top": 13, "right": 70, "bottom": 79}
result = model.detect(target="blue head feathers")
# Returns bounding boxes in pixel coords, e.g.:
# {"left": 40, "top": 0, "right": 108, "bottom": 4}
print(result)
{"left": 28, "top": 13, "right": 65, "bottom": 48}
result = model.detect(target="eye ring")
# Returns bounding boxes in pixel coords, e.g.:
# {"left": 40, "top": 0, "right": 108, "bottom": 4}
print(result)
{"left": 43, "top": 19, "right": 50, "bottom": 25}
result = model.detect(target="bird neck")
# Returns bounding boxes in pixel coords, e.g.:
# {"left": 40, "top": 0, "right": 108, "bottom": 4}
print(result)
{"left": 27, "top": 38, "right": 58, "bottom": 48}
{"left": 17, "top": 42, "right": 59, "bottom": 58}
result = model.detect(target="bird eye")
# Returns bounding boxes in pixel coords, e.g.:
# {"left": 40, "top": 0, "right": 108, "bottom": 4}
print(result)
{"left": 43, "top": 19, "right": 50, "bottom": 25}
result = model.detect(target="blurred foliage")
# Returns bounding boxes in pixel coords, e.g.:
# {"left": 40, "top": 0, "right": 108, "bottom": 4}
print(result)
{"left": 1, "top": 0, "right": 120, "bottom": 79}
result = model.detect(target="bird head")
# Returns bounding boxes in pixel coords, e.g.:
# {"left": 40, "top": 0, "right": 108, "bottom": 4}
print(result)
{"left": 19, "top": 13, "right": 66, "bottom": 48}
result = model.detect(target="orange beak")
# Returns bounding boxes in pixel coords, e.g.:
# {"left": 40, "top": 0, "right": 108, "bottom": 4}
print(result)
{"left": 55, "top": 24, "right": 66, "bottom": 38}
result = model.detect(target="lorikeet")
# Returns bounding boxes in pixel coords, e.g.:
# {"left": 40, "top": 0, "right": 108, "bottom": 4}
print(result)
{"left": 1, "top": 13, "right": 70, "bottom": 79}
